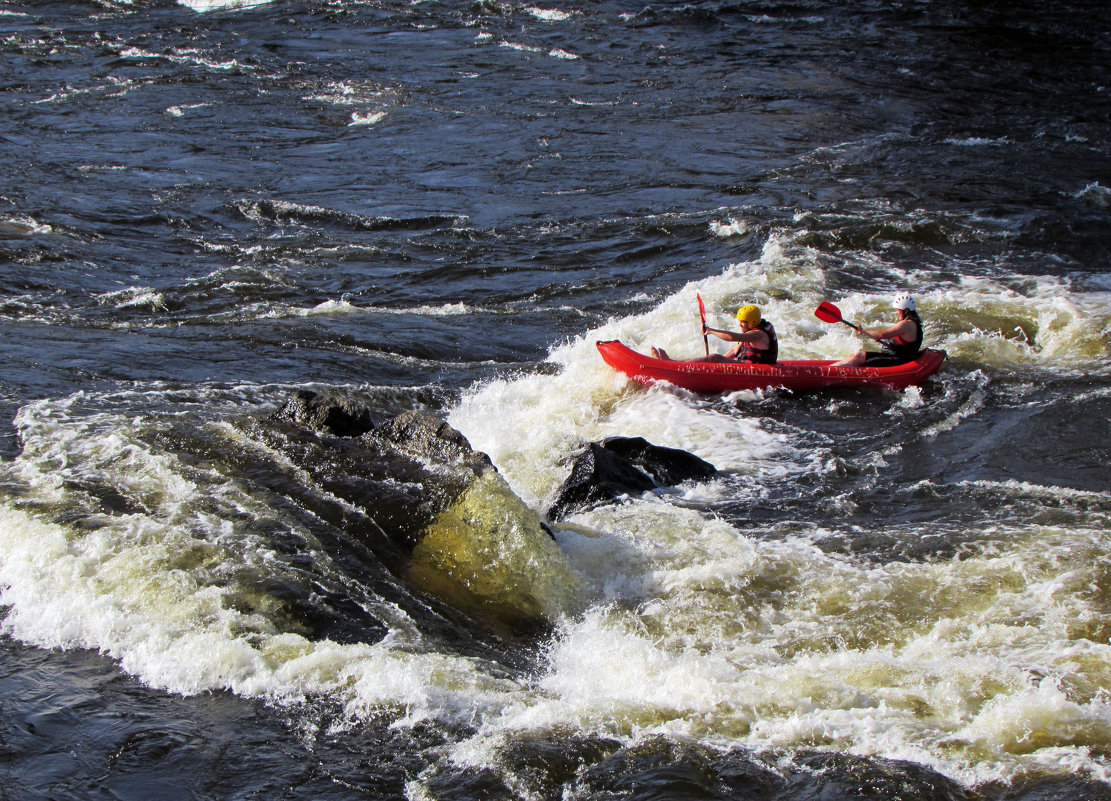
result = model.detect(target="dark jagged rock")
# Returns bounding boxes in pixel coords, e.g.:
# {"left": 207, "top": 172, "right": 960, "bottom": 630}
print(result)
{"left": 548, "top": 436, "right": 716, "bottom": 520}
{"left": 979, "top": 776, "right": 1111, "bottom": 801}
{"left": 549, "top": 442, "right": 657, "bottom": 520}
{"left": 599, "top": 435, "right": 718, "bottom": 486}
{"left": 371, "top": 409, "right": 493, "bottom": 476}
{"left": 271, "top": 389, "right": 377, "bottom": 438}
{"left": 783, "top": 751, "right": 972, "bottom": 801}
{"left": 570, "top": 738, "right": 976, "bottom": 801}
{"left": 270, "top": 392, "right": 491, "bottom": 475}
{"left": 573, "top": 737, "right": 781, "bottom": 801}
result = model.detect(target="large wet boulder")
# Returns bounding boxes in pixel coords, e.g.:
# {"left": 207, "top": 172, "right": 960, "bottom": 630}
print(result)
{"left": 548, "top": 436, "right": 716, "bottom": 520}
{"left": 264, "top": 390, "right": 583, "bottom": 631}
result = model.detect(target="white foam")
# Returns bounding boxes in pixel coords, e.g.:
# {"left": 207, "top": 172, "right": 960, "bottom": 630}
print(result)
{"left": 710, "top": 217, "right": 749, "bottom": 238}
{"left": 296, "top": 298, "right": 359, "bottom": 317}
{"left": 35, "top": 76, "right": 140, "bottom": 104}
{"left": 500, "top": 41, "right": 544, "bottom": 54}
{"left": 0, "top": 396, "right": 526, "bottom": 723}
{"left": 1075, "top": 182, "right": 1110, "bottom": 207}
{"left": 450, "top": 514, "right": 1111, "bottom": 783}
{"left": 0, "top": 215, "right": 52, "bottom": 236}
{"left": 570, "top": 97, "right": 621, "bottom": 107}
{"left": 350, "top": 110, "right": 388, "bottom": 126}
{"left": 178, "top": 0, "right": 276, "bottom": 10}
{"left": 524, "top": 7, "right": 575, "bottom": 22}
{"left": 304, "top": 82, "right": 396, "bottom": 128}
{"left": 120, "top": 45, "right": 246, "bottom": 71}
{"left": 96, "top": 286, "right": 167, "bottom": 312}
{"left": 166, "top": 103, "right": 212, "bottom": 117}
{"left": 945, "top": 137, "right": 1011, "bottom": 147}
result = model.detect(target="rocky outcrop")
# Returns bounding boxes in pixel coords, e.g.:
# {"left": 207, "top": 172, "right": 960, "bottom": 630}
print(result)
{"left": 266, "top": 391, "right": 464, "bottom": 552}
{"left": 264, "top": 393, "right": 718, "bottom": 630}
{"left": 271, "top": 388, "right": 377, "bottom": 438}
{"left": 271, "top": 391, "right": 492, "bottom": 476}
{"left": 265, "top": 390, "right": 582, "bottom": 631}
{"left": 373, "top": 409, "right": 493, "bottom": 477}
{"left": 548, "top": 436, "right": 717, "bottom": 520}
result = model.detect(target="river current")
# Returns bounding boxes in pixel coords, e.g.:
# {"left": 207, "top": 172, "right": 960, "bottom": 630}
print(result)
{"left": 2, "top": 1, "right": 1110, "bottom": 799}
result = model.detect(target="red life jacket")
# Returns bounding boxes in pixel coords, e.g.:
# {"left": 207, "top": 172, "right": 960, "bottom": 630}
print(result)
{"left": 736, "top": 320, "right": 778, "bottom": 365}
{"left": 879, "top": 311, "right": 923, "bottom": 359}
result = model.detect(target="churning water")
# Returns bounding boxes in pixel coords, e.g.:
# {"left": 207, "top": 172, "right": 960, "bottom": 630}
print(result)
{"left": 1, "top": 1, "right": 1110, "bottom": 799}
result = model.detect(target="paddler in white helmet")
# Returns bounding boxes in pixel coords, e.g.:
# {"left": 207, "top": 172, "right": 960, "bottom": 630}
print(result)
{"left": 652, "top": 304, "right": 778, "bottom": 364}
{"left": 833, "top": 293, "right": 923, "bottom": 367}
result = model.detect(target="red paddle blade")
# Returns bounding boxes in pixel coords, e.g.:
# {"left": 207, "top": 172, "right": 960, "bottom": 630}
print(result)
{"left": 814, "top": 302, "right": 843, "bottom": 324}
{"left": 697, "top": 293, "right": 706, "bottom": 323}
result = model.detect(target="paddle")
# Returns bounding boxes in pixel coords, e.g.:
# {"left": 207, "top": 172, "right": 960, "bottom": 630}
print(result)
{"left": 815, "top": 301, "right": 863, "bottom": 333}
{"left": 697, "top": 293, "right": 709, "bottom": 356}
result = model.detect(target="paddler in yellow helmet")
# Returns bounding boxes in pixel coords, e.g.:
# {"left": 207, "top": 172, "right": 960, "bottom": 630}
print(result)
{"left": 652, "top": 304, "right": 778, "bottom": 364}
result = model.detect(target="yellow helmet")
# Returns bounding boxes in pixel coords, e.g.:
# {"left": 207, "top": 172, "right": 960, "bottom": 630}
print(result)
{"left": 736, "top": 305, "right": 761, "bottom": 325}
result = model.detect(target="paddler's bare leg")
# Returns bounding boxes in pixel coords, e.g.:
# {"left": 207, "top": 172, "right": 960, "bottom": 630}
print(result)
{"left": 832, "top": 350, "right": 867, "bottom": 367}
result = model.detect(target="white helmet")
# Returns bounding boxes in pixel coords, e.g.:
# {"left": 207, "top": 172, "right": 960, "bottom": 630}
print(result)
{"left": 893, "top": 293, "right": 916, "bottom": 311}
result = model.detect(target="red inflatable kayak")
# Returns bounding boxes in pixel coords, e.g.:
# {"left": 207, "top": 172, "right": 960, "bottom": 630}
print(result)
{"left": 596, "top": 340, "right": 946, "bottom": 393}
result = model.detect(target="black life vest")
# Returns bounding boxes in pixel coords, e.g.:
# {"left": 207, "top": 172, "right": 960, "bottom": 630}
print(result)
{"left": 736, "top": 320, "right": 778, "bottom": 365}
{"left": 879, "top": 311, "right": 923, "bottom": 359}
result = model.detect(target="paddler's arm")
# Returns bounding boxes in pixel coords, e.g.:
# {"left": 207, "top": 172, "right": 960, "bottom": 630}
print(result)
{"left": 861, "top": 318, "right": 917, "bottom": 342}
{"left": 703, "top": 325, "right": 767, "bottom": 344}
{"left": 862, "top": 317, "right": 915, "bottom": 339}
{"left": 704, "top": 325, "right": 769, "bottom": 357}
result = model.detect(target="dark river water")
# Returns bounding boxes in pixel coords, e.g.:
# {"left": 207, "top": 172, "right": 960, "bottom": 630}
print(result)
{"left": 2, "top": 1, "right": 1111, "bottom": 799}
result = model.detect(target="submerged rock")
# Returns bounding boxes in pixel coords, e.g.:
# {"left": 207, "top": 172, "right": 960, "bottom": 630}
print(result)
{"left": 410, "top": 469, "right": 583, "bottom": 628}
{"left": 548, "top": 436, "right": 717, "bottom": 520}
{"left": 567, "top": 737, "right": 974, "bottom": 801}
